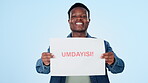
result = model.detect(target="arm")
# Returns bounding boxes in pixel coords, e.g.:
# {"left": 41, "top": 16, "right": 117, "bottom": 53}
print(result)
{"left": 104, "top": 41, "right": 125, "bottom": 74}
{"left": 36, "top": 48, "right": 52, "bottom": 74}
{"left": 36, "top": 58, "right": 50, "bottom": 74}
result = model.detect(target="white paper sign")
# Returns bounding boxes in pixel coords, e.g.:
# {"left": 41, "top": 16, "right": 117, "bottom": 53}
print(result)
{"left": 50, "top": 38, "right": 105, "bottom": 76}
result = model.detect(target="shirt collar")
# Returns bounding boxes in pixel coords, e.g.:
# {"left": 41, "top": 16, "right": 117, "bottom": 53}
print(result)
{"left": 67, "top": 32, "right": 92, "bottom": 38}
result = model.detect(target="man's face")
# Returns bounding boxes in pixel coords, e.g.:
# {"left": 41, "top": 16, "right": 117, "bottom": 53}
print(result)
{"left": 68, "top": 7, "right": 90, "bottom": 32}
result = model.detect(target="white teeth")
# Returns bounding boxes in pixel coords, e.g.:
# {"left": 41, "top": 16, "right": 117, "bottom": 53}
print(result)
{"left": 76, "top": 22, "right": 83, "bottom": 25}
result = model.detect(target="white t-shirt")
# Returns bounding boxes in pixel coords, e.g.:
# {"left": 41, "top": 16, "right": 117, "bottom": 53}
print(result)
{"left": 65, "top": 76, "right": 91, "bottom": 83}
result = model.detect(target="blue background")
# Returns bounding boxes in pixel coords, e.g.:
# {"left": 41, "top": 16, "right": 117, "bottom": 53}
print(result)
{"left": 1, "top": 0, "right": 148, "bottom": 83}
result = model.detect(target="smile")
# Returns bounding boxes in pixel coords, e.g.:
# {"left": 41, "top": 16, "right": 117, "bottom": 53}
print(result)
{"left": 76, "top": 22, "right": 83, "bottom": 25}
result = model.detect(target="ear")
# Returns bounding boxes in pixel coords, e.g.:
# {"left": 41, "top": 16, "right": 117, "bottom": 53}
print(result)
{"left": 68, "top": 19, "right": 71, "bottom": 23}
{"left": 87, "top": 18, "right": 90, "bottom": 22}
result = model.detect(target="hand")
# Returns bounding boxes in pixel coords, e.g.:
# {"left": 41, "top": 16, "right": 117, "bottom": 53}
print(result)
{"left": 101, "top": 52, "right": 115, "bottom": 65}
{"left": 41, "top": 52, "right": 54, "bottom": 66}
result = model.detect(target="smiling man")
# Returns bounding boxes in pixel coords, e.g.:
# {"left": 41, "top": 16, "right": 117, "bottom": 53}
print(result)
{"left": 68, "top": 5, "right": 90, "bottom": 37}
{"left": 36, "top": 3, "right": 125, "bottom": 83}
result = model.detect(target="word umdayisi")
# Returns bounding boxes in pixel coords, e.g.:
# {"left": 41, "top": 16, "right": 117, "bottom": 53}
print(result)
{"left": 62, "top": 51, "right": 94, "bottom": 57}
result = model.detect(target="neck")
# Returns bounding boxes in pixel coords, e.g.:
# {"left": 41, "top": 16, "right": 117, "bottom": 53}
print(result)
{"left": 72, "top": 32, "right": 87, "bottom": 37}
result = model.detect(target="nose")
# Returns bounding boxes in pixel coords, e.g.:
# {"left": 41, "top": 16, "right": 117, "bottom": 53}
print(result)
{"left": 76, "top": 16, "right": 82, "bottom": 21}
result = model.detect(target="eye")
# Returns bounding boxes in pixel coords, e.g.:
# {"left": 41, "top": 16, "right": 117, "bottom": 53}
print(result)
{"left": 71, "top": 16, "right": 77, "bottom": 18}
{"left": 81, "top": 15, "right": 87, "bottom": 18}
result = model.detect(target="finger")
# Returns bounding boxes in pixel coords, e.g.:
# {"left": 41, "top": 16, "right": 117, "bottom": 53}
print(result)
{"left": 52, "top": 55, "right": 55, "bottom": 58}
{"left": 42, "top": 52, "right": 54, "bottom": 58}
{"left": 45, "top": 54, "right": 54, "bottom": 59}
{"left": 105, "top": 58, "right": 114, "bottom": 62}
{"left": 105, "top": 55, "right": 114, "bottom": 59}
{"left": 41, "top": 53, "right": 54, "bottom": 61}
{"left": 101, "top": 53, "right": 109, "bottom": 58}
{"left": 106, "top": 61, "right": 114, "bottom": 65}
{"left": 102, "top": 52, "right": 114, "bottom": 58}
{"left": 42, "top": 56, "right": 52, "bottom": 60}
{"left": 101, "top": 55, "right": 111, "bottom": 59}
{"left": 42, "top": 59, "right": 48, "bottom": 64}
{"left": 102, "top": 53, "right": 108, "bottom": 56}
{"left": 42, "top": 52, "right": 51, "bottom": 56}
{"left": 42, "top": 57, "right": 50, "bottom": 65}
{"left": 42, "top": 52, "right": 47, "bottom": 56}
{"left": 103, "top": 52, "right": 113, "bottom": 56}
{"left": 105, "top": 58, "right": 115, "bottom": 65}
{"left": 43, "top": 60, "right": 50, "bottom": 65}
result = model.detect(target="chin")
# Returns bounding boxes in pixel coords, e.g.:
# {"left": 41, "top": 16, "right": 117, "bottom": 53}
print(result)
{"left": 72, "top": 30, "right": 87, "bottom": 32}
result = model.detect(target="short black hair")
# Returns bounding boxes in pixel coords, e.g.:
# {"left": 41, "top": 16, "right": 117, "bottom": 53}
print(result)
{"left": 68, "top": 3, "right": 90, "bottom": 19}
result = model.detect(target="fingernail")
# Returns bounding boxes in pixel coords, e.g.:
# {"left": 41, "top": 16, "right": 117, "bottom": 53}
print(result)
{"left": 100, "top": 56, "right": 103, "bottom": 59}
{"left": 53, "top": 55, "right": 55, "bottom": 58}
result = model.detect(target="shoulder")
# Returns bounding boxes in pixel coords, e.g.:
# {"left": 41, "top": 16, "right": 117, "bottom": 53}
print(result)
{"left": 103, "top": 40, "right": 113, "bottom": 52}
{"left": 104, "top": 40, "right": 110, "bottom": 46}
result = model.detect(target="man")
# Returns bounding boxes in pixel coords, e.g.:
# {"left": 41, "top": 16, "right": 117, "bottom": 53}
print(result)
{"left": 36, "top": 3, "right": 124, "bottom": 83}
